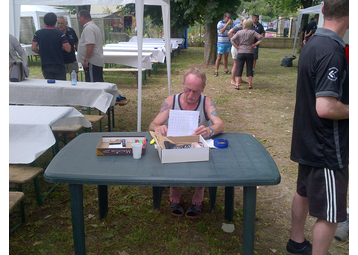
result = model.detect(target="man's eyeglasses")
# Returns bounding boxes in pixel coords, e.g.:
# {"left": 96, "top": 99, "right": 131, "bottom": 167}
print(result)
{"left": 184, "top": 87, "right": 201, "bottom": 94}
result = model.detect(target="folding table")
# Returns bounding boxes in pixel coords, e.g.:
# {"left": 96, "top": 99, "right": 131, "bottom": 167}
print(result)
{"left": 44, "top": 132, "right": 280, "bottom": 255}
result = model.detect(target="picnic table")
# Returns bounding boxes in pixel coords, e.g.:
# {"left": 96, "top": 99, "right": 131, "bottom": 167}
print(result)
{"left": 44, "top": 132, "right": 280, "bottom": 255}
{"left": 9, "top": 105, "right": 91, "bottom": 164}
{"left": 103, "top": 45, "right": 165, "bottom": 63}
{"left": 10, "top": 78, "right": 118, "bottom": 131}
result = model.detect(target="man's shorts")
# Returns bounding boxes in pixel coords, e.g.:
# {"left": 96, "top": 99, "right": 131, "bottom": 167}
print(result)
{"left": 296, "top": 164, "right": 348, "bottom": 223}
{"left": 253, "top": 47, "right": 259, "bottom": 60}
{"left": 217, "top": 43, "right": 231, "bottom": 54}
{"left": 65, "top": 61, "right": 79, "bottom": 74}
{"left": 231, "top": 46, "right": 238, "bottom": 60}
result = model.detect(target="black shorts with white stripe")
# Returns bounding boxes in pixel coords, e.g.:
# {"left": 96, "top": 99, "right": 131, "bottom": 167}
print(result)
{"left": 296, "top": 164, "right": 348, "bottom": 223}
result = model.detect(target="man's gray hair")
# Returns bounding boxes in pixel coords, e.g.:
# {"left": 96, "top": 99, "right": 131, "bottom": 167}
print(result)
{"left": 57, "top": 15, "right": 67, "bottom": 22}
{"left": 182, "top": 67, "right": 206, "bottom": 88}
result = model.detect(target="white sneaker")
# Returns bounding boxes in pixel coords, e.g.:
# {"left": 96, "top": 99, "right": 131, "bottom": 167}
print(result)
{"left": 334, "top": 218, "right": 349, "bottom": 241}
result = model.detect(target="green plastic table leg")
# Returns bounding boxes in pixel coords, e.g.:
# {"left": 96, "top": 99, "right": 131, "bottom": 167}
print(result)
{"left": 243, "top": 186, "right": 257, "bottom": 255}
{"left": 69, "top": 184, "right": 86, "bottom": 255}
{"left": 209, "top": 187, "right": 217, "bottom": 213}
{"left": 152, "top": 186, "right": 163, "bottom": 211}
{"left": 225, "top": 186, "right": 234, "bottom": 221}
{"left": 98, "top": 185, "right": 108, "bottom": 219}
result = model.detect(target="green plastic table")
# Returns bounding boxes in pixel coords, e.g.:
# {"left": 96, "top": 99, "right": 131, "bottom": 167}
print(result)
{"left": 44, "top": 132, "right": 280, "bottom": 255}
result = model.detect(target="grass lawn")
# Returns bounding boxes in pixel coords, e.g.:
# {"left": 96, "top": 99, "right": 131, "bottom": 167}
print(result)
{"left": 9, "top": 47, "right": 349, "bottom": 254}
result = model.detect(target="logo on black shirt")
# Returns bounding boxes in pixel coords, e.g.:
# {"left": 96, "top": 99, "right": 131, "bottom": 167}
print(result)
{"left": 327, "top": 67, "right": 338, "bottom": 81}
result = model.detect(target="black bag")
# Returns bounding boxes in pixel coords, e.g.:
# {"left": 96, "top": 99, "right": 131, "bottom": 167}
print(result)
{"left": 9, "top": 60, "right": 29, "bottom": 82}
{"left": 281, "top": 56, "right": 296, "bottom": 67}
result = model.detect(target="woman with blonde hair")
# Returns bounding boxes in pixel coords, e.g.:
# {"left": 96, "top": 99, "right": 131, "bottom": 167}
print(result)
{"left": 230, "top": 18, "right": 264, "bottom": 89}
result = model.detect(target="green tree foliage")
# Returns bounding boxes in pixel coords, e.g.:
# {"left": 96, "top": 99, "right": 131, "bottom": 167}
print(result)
{"left": 264, "top": 0, "right": 321, "bottom": 12}
{"left": 118, "top": 0, "right": 242, "bottom": 65}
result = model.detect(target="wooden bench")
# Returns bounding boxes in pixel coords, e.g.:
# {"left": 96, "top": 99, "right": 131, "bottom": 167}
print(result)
{"left": 79, "top": 68, "right": 147, "bottom": 84}
{"left": 9, "top": 165, "right": 51, "bottom": 206}
{"left": 151, "top": 60, "right": 159, "bottom": 75}
{"left": 83, "top": 114, "right": 104, "bottom": 132}
{"left": 52, "top": 124, "right": 83, "bottom": 155}
{"left": 9, "top": 191, "right": 25, "bottom": 234}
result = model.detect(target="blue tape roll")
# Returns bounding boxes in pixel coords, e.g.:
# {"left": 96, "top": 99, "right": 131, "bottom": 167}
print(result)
{"left": 214, "top": 139, "right": 228, "bottom": 148}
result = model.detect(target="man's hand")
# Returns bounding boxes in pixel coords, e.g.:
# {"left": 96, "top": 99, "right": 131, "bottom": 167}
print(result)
{"left": 83, "top": 60, "right": 89, "bottom": 68}
{"left": 193, "top": 125, "right": 210, "bottom": 137}
{"left": 154, "top": 125, "right": 168, "bottom": 136}
{"left": 227, "top": 19, "right": 232, "bottom": 25}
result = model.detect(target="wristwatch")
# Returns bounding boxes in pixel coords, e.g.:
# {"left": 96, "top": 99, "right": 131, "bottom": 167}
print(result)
{"left": 84, "top": 58, "right": 88, "bottom": 62}
{"left": 209, "top": 127, "right": 214, "bottom": 137}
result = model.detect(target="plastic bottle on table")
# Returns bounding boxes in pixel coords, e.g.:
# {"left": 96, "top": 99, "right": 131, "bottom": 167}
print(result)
{"left": 71, "top": 70, "right": 77, "bottom": 85}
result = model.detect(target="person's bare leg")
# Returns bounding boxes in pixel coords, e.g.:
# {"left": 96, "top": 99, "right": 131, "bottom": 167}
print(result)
{"left": 253, "top": 59, "right": 257, "bottom": 70}
{"left": 231, "top": 60, "right": 237, "bottom": 84}
{"left": 312, "top": 219, "right": 337, "bottom": 255}
{"left": 170, "top": 187, "right": 181, "bottom": 204}
{"left": 290, "top": 192, "right": 309, "bottom": 243}
{"left": 223, "top": 52, "right": 229, "bottom": 72}
{"left": 215, "top": 54, "right": 222, "bottom": 73}
{"left": 235, "top": 76, "right": 242, "bottom": 88}
{"left": 248, "top": 76, "right": 253, "bottom": 88}
{"left": 192, "top": 187, "right": 205, "bottom": 206}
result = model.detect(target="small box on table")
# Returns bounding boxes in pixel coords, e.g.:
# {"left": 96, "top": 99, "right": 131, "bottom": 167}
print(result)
{"left": 96, "top": 136, "right": 146, "bottom": 155}
{"left": 156, "top": 135, "right": 209, "bottom": 164}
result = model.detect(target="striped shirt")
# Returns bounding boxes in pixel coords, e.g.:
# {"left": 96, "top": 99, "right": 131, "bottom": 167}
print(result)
{"left": 217, "top": 20, "right": 231, "bottom": 45}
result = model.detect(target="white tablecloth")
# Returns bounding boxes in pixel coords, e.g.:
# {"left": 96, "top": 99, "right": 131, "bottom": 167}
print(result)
{"left": 103, "top": 51, "right": 153, "bottom": 69}
{"left": 9, "top": 105, "right": 92, "bottom": 164}
{"left": 9, "top": 79, "right": 118, "bottom": 113}
{"left": 103, "top": 46, "right": 165, "bottom": 63}
{"left": 129, "top": 37, "right": 184, "bottom": 49}
{"left": 113, "top": 41, "right": 174, "bottom": 52}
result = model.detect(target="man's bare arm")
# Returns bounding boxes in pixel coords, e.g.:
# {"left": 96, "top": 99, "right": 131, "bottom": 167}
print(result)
{"left": 149, "top": 97, "right": 173, "bottom": 136}
{"left": 194, "top": 98, "right": 224, "bottom": 137}
{"left": 31, "top": 42, "right": 40, "bottom": 54}
{"left": 316, "top": 96, "right": 349, "bottom": 120}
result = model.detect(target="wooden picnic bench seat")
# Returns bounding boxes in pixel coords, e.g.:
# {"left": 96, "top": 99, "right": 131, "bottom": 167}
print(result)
{"left": 9, "top": 191, "right": 25, "bottom": 213}
{"left": 83, "top": 114, "right": 104, "bottom": 132}
{"left": 52, "top": 124, "right": 83, "bottom": 155}
{"left": 151, "top": 60, "right": 159, "bottom": 75}
{"left": 9, "top": 165, "right": 52, "bottom": 206}
{"left": 9, "top": 191, "right": 25, "bottom": 234}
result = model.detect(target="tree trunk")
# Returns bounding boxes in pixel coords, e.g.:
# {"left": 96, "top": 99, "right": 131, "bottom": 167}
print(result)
{"left": 171, "top": 21, "right": 179, "bottom": 38}
{"left": 204, "top": 21, "right": 217, "bottom": 66}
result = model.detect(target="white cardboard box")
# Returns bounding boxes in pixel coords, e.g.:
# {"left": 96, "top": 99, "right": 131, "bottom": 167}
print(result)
{"left": 156, "top": 135, "right": 209, "bottom": 164}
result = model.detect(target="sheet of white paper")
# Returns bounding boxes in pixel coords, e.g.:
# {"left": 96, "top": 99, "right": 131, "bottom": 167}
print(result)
{"left": 167, "top": 110, "right": 199, "bottom": 136}
{"left": 108, "top": 144, "right": 124, "bottom": 148}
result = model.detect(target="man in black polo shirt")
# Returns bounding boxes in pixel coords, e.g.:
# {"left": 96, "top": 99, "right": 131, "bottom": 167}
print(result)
{"left": 57, "top": 16, "right": 79, "bottom": 79}
{"left": 304, "top": 14, "right": 319, "bottom": 43}
{"left": 286, "top": 1, "right": 349, "bottom": 255}
{"left": 32, "top": 12, "right": 71, "bottom": 80}
{"left": 250, "top": 14, "right": 265, "bottom": 74}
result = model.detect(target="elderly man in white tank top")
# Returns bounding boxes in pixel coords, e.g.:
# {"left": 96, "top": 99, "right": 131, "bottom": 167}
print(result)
{"left": 149, "top": 67, "right": 224, "bottom": 218}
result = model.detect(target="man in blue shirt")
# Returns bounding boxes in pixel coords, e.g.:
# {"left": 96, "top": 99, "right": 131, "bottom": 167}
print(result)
{"left": 214, "top": 13, "right": 232, "bottom": 77}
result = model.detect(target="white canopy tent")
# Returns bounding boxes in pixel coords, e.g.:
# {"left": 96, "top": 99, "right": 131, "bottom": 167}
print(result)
{"left": 10, "top": 0, "right": 171, "bottom": 132}
{"left": 21, "top": 5, "right": 72, "bottom": 31}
